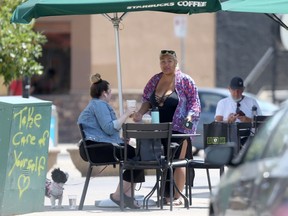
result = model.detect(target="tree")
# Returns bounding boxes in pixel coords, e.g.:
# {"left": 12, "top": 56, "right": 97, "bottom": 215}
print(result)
{"left": 0, "top": 0, "right": 47, "bottom": 86}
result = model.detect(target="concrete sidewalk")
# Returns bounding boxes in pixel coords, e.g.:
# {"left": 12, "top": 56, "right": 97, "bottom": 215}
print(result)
{"left": 16, "top": 144, "right": 219, "bottom": 216}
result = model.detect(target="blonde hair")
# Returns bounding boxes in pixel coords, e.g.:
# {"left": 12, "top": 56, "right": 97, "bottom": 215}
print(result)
{"left": 89, "top": 73, "right": 110, "bottom": 98}
{"left": 90, "top": 73, "right": 102, "bottom": 84}
{"left": 159, "top": 50, "right": 177, "bottom": 61}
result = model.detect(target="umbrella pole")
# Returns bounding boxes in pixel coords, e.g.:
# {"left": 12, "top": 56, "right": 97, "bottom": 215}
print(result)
{"left": 112, "top": 13, "right": 123, "bottom": 115}
{"left": 103, "top": 13, "right": 126, "bottom": 115}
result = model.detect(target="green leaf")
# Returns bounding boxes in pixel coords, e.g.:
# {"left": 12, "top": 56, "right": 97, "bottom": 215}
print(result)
{"left": 0, "top": 0, "right": 47, "bottom": 86}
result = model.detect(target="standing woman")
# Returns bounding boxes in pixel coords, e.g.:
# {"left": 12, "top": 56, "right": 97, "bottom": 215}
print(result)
{"left": 133, "top": 50, "right": 201, "bottom": 205}
{"left": 78, "top": 73, "right": 144, "bottom": 209}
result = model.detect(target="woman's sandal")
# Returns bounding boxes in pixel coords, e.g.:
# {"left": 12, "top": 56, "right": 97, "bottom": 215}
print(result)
{"left": 110, "top": 194, "right": 125, "bottom": 208}
{"left": 172, "top": 198, "right": 183, "bottom": 206}
{"left": 165, "top": 197, "right": 183, "bottom": 206}
{"left": 156, "top": 198, "right": 169, "bottom": 206}
{"left": 123, "top": 194, "right": 141, "bottom": 209}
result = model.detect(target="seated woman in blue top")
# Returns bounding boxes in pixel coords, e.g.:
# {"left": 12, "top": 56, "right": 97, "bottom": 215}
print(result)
{"left": 78, "top": 73, "right": 144, "bottom": 209}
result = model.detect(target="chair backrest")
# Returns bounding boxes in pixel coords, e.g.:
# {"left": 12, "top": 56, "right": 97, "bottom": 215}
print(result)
{"left": 122, "top": 123, "right": 173, "bottom": 163}
{"left": 78, "top": 123, "right": 90, "bottom": 162}
{"left": 254, "top": 115, "right": 270, "bottom": 134}
{"left": 236, "top": 122, "right": 252, "bottom": 152}
{"left": 237, "top": 122, "right": 252, "bottom": 138}
{"left": 78, "top": 123, "right": 120, "bottom": 165}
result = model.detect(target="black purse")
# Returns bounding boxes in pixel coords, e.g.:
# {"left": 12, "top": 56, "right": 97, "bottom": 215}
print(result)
{"left": 137, "top": 138, "right": 164, "bottom": 161}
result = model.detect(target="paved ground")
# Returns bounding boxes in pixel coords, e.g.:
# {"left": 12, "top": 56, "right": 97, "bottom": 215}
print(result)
{"left": 15, "top": 144, "right": 220, "bottom": 216}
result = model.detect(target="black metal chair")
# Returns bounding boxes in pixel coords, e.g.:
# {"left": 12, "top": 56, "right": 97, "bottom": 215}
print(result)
{"left": 254, "top": 115, "right": 270, "bottom": 134}
{"left": 236, "top": 122, "right": 253, "bottom": 150}
{"left": 186, "top": 142, "right": 236, "bottom": 205}
{"left": 186, "top": 156, "right": 225, "bottom": 205}
{"left": 77, "top": 123, "right": 123, "bottom": 210}
{"left": 185, "top": 122, "right": 239, "bottom": 205}
{"left": 121, "top": 122, "right": 189, "bottom": 211}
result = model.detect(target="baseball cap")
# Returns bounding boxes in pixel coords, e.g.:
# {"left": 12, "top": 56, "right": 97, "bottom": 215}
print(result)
{"left": 230, "top": 76, "right": 244, "bottom": 89}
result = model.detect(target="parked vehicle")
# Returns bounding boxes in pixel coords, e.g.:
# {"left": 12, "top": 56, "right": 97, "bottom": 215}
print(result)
{"left": 209, "top": 102, "right": 288, "bottom": 216}
{"left": 193, "top": 88, "right": 279, "bottom": 154}
{"left": 280, "top": 98, "right": 288, "bottom": 108}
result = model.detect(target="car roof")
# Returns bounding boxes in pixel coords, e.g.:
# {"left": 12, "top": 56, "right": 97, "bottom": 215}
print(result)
{"left": 198, "top": 87, "right": 230, "bottom": 96}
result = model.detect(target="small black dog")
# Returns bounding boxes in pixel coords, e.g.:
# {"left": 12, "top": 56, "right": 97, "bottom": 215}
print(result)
{"left": 45, "top": 168, "right": 69, "bottom": 208}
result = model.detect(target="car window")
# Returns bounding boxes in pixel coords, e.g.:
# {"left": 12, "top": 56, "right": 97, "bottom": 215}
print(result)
{"left": 199, "top": 92, "right": 225, "bottom": 114}
{"left": 263, "top": 109, "right": 288, "bottom": 158}
{"left": 243, "top": 108, "right": 287, "bottom": 162}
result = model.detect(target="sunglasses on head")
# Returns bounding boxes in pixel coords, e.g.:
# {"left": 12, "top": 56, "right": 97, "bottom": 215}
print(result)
{"left": 160, "top": 50, "right": 176, "bottom": 55}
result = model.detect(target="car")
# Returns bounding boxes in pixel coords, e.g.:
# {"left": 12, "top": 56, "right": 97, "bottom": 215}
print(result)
{"left": 193, "top": 87, "right": 279, "bottom": 154}
{"left": 280, "top": 98, "right": 288, "bottom": 108}
{"left": 209, "top": 102, "right": 288, "bottom": 216}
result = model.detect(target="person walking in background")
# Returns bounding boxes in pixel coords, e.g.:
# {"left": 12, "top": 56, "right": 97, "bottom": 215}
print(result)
{"left": 9, "top": 77, "right": 34, "bottom": 97}
{"left": 8, "top": 79, "right": 22, "bottom": 95}
{"left": 133, "top": 49, "right": 201, "bottom": 205}
{"left": 78, "top": 73, "right": 144, "bottom": 209}
{"left": 215, "top": 76, "right": 262, "bottom": 123}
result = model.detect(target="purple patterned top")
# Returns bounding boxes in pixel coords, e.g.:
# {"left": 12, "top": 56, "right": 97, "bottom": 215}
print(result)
{"left": 141, "top": 69, "right": 201, "bottom": 134}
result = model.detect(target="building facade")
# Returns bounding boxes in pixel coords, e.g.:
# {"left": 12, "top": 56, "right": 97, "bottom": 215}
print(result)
{"left": 22, "top": 12, "right": 217, "bottom": 143}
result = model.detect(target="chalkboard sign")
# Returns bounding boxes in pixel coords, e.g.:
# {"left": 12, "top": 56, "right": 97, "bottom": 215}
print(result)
{"left": 0, "top": 96, "right": 52, "bottom": 215}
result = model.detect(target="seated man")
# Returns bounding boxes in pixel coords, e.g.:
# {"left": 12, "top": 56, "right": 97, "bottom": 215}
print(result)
{"left": 215, "top": 77, "right": 262, "bottom": 146}
{"left": 215, "top": 76, "right": 261, "bottom": 123}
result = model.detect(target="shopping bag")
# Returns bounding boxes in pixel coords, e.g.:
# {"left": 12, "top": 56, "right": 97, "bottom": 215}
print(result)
{"left": 138, "top": 138, "right": 164, "bottom": 161}
{"left": 203, "top": 122, "right": 229, "bottom": 148}
{"left": 203, "top": 122, "right": 238, "bottom": 148}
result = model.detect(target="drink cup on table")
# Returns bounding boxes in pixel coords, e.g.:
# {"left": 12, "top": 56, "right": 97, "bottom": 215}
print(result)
{"left": 68, "top": 195, "right": 77, "bottom": 209}
{"left": 126, "top": 100, "right": 137, "bottom": 112}
{"left": 142, "top": 114, "right": 152, "bottom": 124}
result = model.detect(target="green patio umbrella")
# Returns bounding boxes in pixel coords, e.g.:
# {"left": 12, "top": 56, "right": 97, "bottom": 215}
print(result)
{"left": 11, "top": 0, "right": 222, "bottom": 114}
{"left": 11, "top": 0, "right": 222, "bottom": 24}
{"left": 221, "top": 0, "right": 288, "bottom": 30}
{"left": 221, "top": 0, "right": 288, "bottom": 14}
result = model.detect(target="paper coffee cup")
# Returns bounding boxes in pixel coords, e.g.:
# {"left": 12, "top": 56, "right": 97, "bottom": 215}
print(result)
{"left": 142, "top": 114, "right": 152, "bottom": 124}
{"left": 68, "top": 195, "right": 77, "bottom": 209}
{"left": 126, "top": 100, "right": 137, "bottom": 111}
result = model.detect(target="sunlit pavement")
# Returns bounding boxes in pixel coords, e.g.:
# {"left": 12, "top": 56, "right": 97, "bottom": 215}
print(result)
{"left": 16, "top": 144, "right": 221, "bottom": 216}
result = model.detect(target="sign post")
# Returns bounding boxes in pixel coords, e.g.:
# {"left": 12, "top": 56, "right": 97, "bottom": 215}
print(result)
{"left": 174, "top": 16, "right": 188, "bottom": 72}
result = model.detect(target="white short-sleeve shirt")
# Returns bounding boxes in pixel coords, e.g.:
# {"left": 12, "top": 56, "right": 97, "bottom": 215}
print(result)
{"left": 215, "top": 96, "right": 262, "bottom": 122}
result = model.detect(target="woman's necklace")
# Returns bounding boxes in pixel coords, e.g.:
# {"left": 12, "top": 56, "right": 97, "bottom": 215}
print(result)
{"left": 155, "top": 93, "right": 169, "bottom": 106}
{"left": 155, "top": 77, "right": 175, "bottom": 106}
